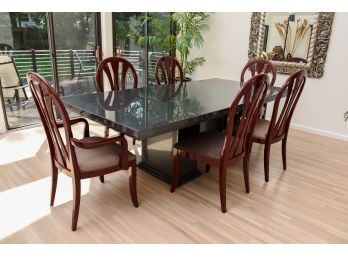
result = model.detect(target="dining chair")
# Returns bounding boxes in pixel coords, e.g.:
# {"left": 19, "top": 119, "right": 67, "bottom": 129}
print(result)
{"left": 0, "top": 55, "right": 31, "bottom": 112}
{"left": 240, "top": 59, "right": 276, "bottom": 90}
{"left": 96, "top": 56, "right": 138, "bottom": 138}
{"left": 27, "top": 72, "right": 139, "bottom": 231}
{"left": 96, "top": 56, "right": 138, "bottom": 92}
{"left": 251, "top": 70, "right": 307, "bottom": 182}
{"left": 171, "top": 73, "right": 269, "bottom": 213}
{"left": 240, "top": 59, "right": 276, "bottom": 119}
{"left": 154, "top": 56, "right": 184, "bottom": 86}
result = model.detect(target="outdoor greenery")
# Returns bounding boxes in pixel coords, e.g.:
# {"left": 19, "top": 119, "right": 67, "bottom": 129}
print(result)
{"left": 114, "top": 13, "right": 144, "bottom": 50}
{"left": 114, "top": 12, "right": 210, "bottom": 78}
{"left": 137, "top": 14, "right": 175, "bottom": 53}
{"left": 345, "top": 111, "right": 348, "bottom": 122}
{"left": 53, "top": 13, "right": 96, "bottom": 50}
{"left": 7, "top": 13, "right": 96, "bottom": 50}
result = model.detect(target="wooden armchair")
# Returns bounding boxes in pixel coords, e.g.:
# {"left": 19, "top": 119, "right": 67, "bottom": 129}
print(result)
{"left": 27, "top": 72, "right": 139, "bottom": 231}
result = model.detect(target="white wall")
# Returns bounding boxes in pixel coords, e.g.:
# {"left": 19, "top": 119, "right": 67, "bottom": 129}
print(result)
{"left": 191, "top": 12, "right": 348, "bottom": 141}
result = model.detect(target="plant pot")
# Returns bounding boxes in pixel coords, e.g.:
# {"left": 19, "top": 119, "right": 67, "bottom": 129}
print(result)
{"left": 175, "top": 77, "right": 192, "bottom": 82}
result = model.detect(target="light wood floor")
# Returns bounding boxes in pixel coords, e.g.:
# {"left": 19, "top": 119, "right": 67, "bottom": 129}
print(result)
{"left": 0, "top": 123, "right": 348, "bottom": 243}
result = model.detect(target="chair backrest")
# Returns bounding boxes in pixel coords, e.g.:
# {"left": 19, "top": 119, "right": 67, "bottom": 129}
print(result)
{"left": 0, "top": 55, "right": 27, "bottom": 99}
{"left": 96, "top": 56, "right": 138, "bottom": 92}
{"left": 27, "top": 72, "right": 74, "bottom": 171}
{"left": 240, "top": 59, "right": 276, "bottom": 90}
{"left": 154, "top": 56, "right": 184, "bottom": 86}
{"left": 223, "top": 73, "right": 269, "bottom": 161}
{"left": 268, "top": 70, "right": 307, "bottom": 140}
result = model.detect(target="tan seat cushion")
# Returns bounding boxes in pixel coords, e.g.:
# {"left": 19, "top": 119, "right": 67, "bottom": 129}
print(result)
{"left": 75, "top": 137, "right": 135, "bottom": 173}
{"left": 253, "top": 119, "right": 270, "bottom": 140}
{"left": 174, "top": 131, "right": 225, "bottom": 160}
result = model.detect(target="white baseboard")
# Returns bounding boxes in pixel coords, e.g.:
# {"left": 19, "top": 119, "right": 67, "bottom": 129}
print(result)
{"left": 290, "top": 123, "right": 348, "bottom": 142}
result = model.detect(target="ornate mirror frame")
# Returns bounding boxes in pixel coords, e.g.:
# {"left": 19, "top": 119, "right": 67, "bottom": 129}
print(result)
{"left": 248, "top": 12, "right": 335, "bottom": 78}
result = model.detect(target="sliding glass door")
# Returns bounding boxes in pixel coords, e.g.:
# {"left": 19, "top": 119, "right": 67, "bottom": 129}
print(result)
{"left": 113, "top": 12, "right": 173, "bottom": 86}
{"left": 51, "top": 13, "right": 100, "bottom": 97}
{"left": 0, "top": 12, "right": 50, "bottom": 129}
{"left": 113, "top": 12, "right": 146, "bottom": 86}
{"left": 0, "top": 12, "right": 101, "bottom": 130}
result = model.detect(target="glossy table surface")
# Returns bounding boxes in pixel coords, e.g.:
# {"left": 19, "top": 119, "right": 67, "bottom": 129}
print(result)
{"left": 62, "top": 78, "right": 278, "bottom": 140}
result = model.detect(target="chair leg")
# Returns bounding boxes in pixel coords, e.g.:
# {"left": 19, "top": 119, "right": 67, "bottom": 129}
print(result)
{"left": 248, "top": 141, "right": 254, "bottom": 155}
{"left": 219, "top": 164, "right": 227, "bottom": 213}
{"left": 170, "top": 152, "right": 179, "bottom": 193}
{"left": 264, "top": 143, "right": 271, "bottom": 182}
{"left": 282, "top": 136, "right": 288, "bottom": 170}
{"left": 71, "top": 178, "right": 81, "bottom": 231}
{"left": 99, "top": 175, "right": 105, "bottom": 183}
{"left": 243, "top": 155, "right": 250, "bottom": 193}
{"left": 50, "top": 164, "right": 58, "bottom": 206}
{"left": 205, "top": 164, "right": 210, "bottom": 173}
{"left": 129, "top": 163, "right": 139, "bottom": 208}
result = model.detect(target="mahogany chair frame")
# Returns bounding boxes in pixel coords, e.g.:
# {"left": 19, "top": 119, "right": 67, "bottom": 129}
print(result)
{"left": 96, "top": 56, "right": 138, "bottom": 92}
{"left": 251, "top": 70, "right": 307, "bottom": 182}
{"left": 96, "top": 56, "right": 138, "bottom": 138}
{"left": 171, "top": 74, "right": 269, "bottom": 213}
{"left": 27, "top": 72, "right": 139, "bottom": 231}
{"left": 240, "top": 59, "right": 276, "bottom": 89}
{"left": 154, "top": 56, "right": 184, "bottom": 86}
{"left": 240, "top": 59, "right": 276, "bottom": 119}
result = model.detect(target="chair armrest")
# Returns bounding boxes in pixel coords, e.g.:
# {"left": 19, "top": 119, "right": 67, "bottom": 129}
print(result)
{"left": 57, "top": 117, "right": 90, "bottom": 138}
{"left": 70, "top": 136, "right": 129, "bottom": 169}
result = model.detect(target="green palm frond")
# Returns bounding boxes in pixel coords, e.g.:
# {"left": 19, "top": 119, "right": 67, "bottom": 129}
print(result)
{"left": 136, "top": 12, "right": 210, "bottom": 77}
{"left": 172, "top": 12, "right": 210, "bottom": 77}
{"left": 136, "top": 14, "right": 175, "bottom": 52}
{"left": 184, "top": 57, "right": 206, "bottom": 75}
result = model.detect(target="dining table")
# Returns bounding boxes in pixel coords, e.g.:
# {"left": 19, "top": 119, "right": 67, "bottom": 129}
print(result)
{"left": 61, "top": 78, "right": 280, "bottom": 187}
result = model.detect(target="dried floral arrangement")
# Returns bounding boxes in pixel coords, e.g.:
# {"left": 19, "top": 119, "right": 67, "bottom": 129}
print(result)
{"left": 275, "top": 18, "right": 311, "bottom": 57}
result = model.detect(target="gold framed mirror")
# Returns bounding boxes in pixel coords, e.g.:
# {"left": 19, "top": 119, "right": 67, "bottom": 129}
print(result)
{"left": 248, "top": 12, "right": 334, "bottom": 78}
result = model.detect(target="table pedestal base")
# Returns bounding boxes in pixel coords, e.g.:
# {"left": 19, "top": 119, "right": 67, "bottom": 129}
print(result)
{"left": 139, "top": 119, "right": 224, "bottom": 187}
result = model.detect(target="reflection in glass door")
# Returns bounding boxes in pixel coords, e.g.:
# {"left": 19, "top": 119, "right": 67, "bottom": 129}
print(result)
{"left": 113, "top": 12, "right": 146, "bottom": 86}
{"left": 0, "top": 12, "right": 50, "bottom": 129}
{"left": 147, "top": 13, "right": 173, "bottom": 83}
{"left": 113, "top": 12, "right": 173, "bottom": 86}
{"left": 51, "top": 13, "right": 100, "bottom": 97}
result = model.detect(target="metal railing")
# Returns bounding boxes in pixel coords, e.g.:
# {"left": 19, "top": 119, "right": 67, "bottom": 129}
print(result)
{"left": 0, "top": 48, "right": 168, "bottom": 82}
{"left": 0, "top": 49, "right": 96, "bottom": 81}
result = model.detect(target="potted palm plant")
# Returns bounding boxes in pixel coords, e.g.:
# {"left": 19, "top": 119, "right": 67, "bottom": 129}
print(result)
{"left": 172, "top": 12, "right": 210, "bottom": 80}
{"left": 136, "top": 12, "right": 210, "bottom": 81}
